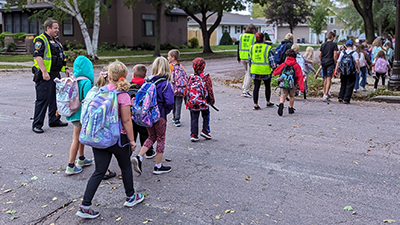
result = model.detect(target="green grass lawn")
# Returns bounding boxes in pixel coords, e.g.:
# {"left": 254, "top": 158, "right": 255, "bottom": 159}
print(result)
{"left": 0, "top": 65, "right": 31, "bottom": 69}
{"left": 0, "top": 54, "right": 32, "bottom": 62}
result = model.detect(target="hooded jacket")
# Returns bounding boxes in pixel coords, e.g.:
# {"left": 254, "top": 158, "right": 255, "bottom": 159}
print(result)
{"left": 273, "top": 56, "right": 304, "bottom": 92}
{"left": 66, "top": 55, "right": 94, "bottom": 122}
{"left": 149, "top": 75, "right": 174, "bottom": 119}
{"left": 281, "top": 39, "right": 293, "bottom": 50}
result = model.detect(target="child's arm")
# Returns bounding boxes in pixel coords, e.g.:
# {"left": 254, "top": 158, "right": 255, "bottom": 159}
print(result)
{"left": 120, "top": 105, "right": 136, "bottom": 150}
{"left": 205, "top": 75, "right": 215, "bottom": 105}
{"left": 272, "top": 64, "right": 284, "bottom": 76}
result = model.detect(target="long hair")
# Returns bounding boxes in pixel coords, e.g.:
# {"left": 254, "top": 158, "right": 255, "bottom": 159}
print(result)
{"left": 372, "top": 38, "right": 382, "bottom": 47}
{"left": 356, "top": 44, "right": 368, "bottom": 59}
{"left": 303, "top": 47, "right": 315, "bottom": 60}
{"left": 152, "top": 57, "right": 171, "bottom": 81}
{"left": 108, "top": 60, "right": 130, "bottom": 91}
{"left": 374, "top": 50, "right": 386, "bottom": 61}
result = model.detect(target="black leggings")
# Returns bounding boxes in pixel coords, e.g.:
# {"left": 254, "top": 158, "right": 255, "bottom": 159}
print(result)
{"left": 374, "top": 72, "right": 386, "bottom": 89}
{"left": 253, "top": 79, "right": 271, "bottom": 104}
{"left": 82, "top": 134, "right": 134, "bottom": 206}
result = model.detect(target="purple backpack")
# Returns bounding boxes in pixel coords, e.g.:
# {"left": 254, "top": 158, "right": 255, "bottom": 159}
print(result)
{"left": 54, "top": 75, "right": 87, "bottom": 116}
{"left": 171, "top": 63, "right": 188, "bottom": 97}
{"left": 79, "top": 86, "right": 122, "bottom": 148}
{"left": 375, "top": 58, "right": 388, "bottom": 73}
{"left": 132, "top": 78, "right": 166, "bottom": 127}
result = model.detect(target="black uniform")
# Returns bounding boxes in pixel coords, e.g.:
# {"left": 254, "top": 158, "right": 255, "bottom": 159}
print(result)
{"left": 32, "top": 32, "right": 67, "bottom": 131}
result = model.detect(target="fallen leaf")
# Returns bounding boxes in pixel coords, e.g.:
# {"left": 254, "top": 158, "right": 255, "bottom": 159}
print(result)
{"left": 31, "top": 176, "right": 38, "bottom": 180}
{"left": 111, "top": 186, "right": 117, "bottom": 190}
{"left": 116, "top": 216, "right": 122, "bottom": 221}
{"left": 369, "top": 145, "right": 376, "bottom": 148}
{"left": 383, "top": 219, "right": 396, "bottom": 223}
{"left": 352, "top": 211, "right": 357, "bottom": 215}
{"left": 343, "top": 206, "right": 353, "bottom": 211}
{"left": 13, "top": 112, "right": 16, "bottom": 115}
{"left": 225, "top": 209, "right": 231, "bottom": 213}
{"left": 6, "top": 201, "right": 13, "bottom": 204}
{"left": 215, "top": 215, "right": 221, "bottom": 220}
{"left": 354, "top": 161, "right": 359, "bottom": 165}
{"left": 145, "top": 203, "right": 150, "bottom": 206}
{"left": 165, "top": 158, "right": 172, "bottom": 162}
{"left": 360, "top": 104, "right": 363, "bottom": 106}
{"left": 6, "top": 210, "right": 16, "bottom": 214}
{"left": 143, "top": 191, "right": 148, "bottom": 197}
{"left": 188, "top": 147, "right": 194, "bottom": 150}
{"left": 9, "top": 216, "right": 18, "bottom": 220}
{"left": 267, "top": 124, "right": 272, "bottom": 126}
{"left": 117, "top": 175, "right": 122, "bottom": 179}
{"left": 45, "top": 154, "right": 53, "bottom": 157}
{"left": 142, "top": 219, "right": 153, "bottom": 224}
{"left": 4, "top": 189, "right": 12, "bottom": 193}
{"left": 293, "top": 125, "right": 299, "bottom": 128}
{"left": 41, "top": 205, "right": 48, "bottom": 208}
{"left": 245, "top": 176, "right": 252, "bottom": 181}
{"left": 52, "top": 197, "right": 57, "bottom": 201}
{"left": 48, "top": 167, "right": 53, "bottom": 170}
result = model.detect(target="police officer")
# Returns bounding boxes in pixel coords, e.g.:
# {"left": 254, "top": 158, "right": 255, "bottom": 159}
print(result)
{"left": 32, "top": 19, "right": 69, "bottom": 133}
{"left": 238, "top": 24, "right": 257, "bottom": 98}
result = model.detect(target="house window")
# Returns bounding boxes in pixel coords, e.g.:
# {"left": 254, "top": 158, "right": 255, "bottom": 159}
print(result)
{"left": 13, "top": 14, "right": 21, "bottom": 33}
{"left": 63, "top": 15, "right": 74, "bottom": 36}
{"left": 222, "top": 26, "right": 230, "bottom": 33}
{"left": 22, "top": 14, "right": 29, "bottom": 33}
{"left": 167, "top": 16, "right": 178, "bottom": 22}
{"left": 235, "top": 26, "right": 241, "bottom": 34}
{"left": 5, "top": 14, "right": 12, "bottom": 32}
{"left": 142, "top": 14, "right": 156, "bottom": 36}
{"left": 330, "top": 17, "right": 335, "bottom": 25}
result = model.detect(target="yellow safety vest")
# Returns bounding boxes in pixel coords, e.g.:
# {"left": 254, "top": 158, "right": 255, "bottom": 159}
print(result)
{"left": 239, "top": 33, "right": 255, "bottom": 60}
{"left": 249, "top": 43, "right": 272, "bottom": 75}
{"left": 33, "top": 33, "right": 66, "bottom": 72}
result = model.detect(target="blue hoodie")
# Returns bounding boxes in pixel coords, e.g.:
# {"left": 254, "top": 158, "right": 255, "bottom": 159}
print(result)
{"left": 66, "top": 56, "right": 94, "bottom": 122}
{"left": 149, "top": 76, "right": 174, "bottom": 119}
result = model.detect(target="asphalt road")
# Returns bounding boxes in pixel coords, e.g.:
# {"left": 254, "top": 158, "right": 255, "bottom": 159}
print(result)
{"left": 0, "top": 58, "right": 400, "bottom": 225}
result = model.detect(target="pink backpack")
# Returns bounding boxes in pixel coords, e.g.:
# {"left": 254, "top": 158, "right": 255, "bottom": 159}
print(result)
{"left": 54, "top": 75, "right": 88, "bottom": 116}
{"left": 375, "top": 58, "right": 388, "bottom": 73}
{"left": 171, "top": 63, "right": 188, "bottom": 97}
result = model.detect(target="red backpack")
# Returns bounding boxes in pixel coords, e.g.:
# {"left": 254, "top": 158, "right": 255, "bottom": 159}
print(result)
{"left": 171, "top": 63, "right": 188, "bottom": 97}
{"left": 185, "top": 73, "right": 208, "bottom": 111}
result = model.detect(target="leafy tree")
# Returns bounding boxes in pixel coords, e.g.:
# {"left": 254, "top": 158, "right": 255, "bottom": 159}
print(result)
{"left": 251, "top": 3, "right": 266, "bottom": 18}
{"left": 6, "top": 0, "right": 112, "bottom": 60}
{"left": 254, "top": 0, "right": 312, "bottom": 34}
{"left": 219, "top": 31, "right": 233, "bottom": 45}
{"left": 171, "top": 0, "right": 245, "bottom": 53}
{"left": 308, "top": 5, "right": 328, "bottom": 44}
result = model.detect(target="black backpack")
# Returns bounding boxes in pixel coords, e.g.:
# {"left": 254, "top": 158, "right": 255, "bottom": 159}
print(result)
{"left": 339, "top": 51, "right": 356, "bottom": 76}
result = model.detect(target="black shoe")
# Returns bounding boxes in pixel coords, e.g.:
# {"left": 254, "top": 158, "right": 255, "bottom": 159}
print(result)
{"left": 49, "top": 121, "right": 68, "bottom": 127}
{"left": 131, "top": 155, "right": 142, "bottom": 175}
{"left": 288, "top": 107, "right": 296, "bottom": 114}
{"left": 266, "top": 102, "right": 274, "bottom": 107}
{"left": 145, "top": 149, "right": 156, "bottom": 159}
{"left": 102, "top": 169, "right": 116, "bottom": 180}
{"left": 32, "top": 127, "right": 44, "bottom": 133}
{"left": 253, "top": 106, "right": 261, "bottom": 110}
{"left": 153, "top": 165, "right": 171, "bottom": 175}
{"left": 277, "top": 103, "right": 284, "bottom": 116}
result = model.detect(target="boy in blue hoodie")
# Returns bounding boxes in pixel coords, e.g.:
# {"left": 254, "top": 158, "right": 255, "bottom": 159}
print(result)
{"left": 65, "top": 56, "right": 94, "bottom": 175}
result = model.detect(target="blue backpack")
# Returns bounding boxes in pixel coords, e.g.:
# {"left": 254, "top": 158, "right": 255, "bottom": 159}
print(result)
{"left": 273, "top": 43, "right": 287, "bottom": 64}
{"left": 132, "top": 78, "right": 166, "bottom": 127}
{"left": 79, "top": 85, "right": 122, "bottom": 149}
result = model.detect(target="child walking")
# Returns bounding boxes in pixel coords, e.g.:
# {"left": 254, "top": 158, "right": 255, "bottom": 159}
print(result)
{"left": 187, "top": 57, "right": 215, "bottom": 142}
{"left": 303, "top": 46, "right": 317, "bottom": 95}
{"left": 76, "top": 61, "right": 144, "bottom": 219}
{"left": 373, "top": 50, "right": 391, "bottom": 91}
{"left": 273, "top": 49, "right": 304, "bottom": 116}
{"left": 128, "top": 64, "right": 156, "bottom": 159}
{"left": 168, "top": 49, "right": 188, "bottom": 127}
{"left": 132, "top": 57, "right": 174, "bottom": 175}
{"left": 65, "top": 56, "right": 94, "bottom": 175}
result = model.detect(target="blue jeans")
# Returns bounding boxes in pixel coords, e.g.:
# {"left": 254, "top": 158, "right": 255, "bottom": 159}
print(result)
{"left": 354, "top": 66, "right": 367, "bottom": 90}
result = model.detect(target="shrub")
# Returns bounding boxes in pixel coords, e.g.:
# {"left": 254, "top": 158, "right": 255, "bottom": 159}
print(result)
{"left": 98, "top": 42, "right": 111, "bottom": 52}
{"left": 7, "top": 42, "right": 17, "bottom": 52}
{"left": 65, "top": 40, "right": 85, "bottom": 51}
{"left": 179, "top": 44, "right": 189, "bottom": 49}
{"left": 160, "top": 42, "right": 180, "bottom": 50}
{"left": 136, "top": 42, "right": 155, "bottom": 51}
{"left": 65, "top": 50, "right": 90, "bottom": 63}
{"left": 188, "top": 37, "right": 199, "bottom": 48}
{"left": 0, "top": 32, "right": 12, "bottom": 47}
{"left": 219, "top": 31, "right": 233, "bottom": 45}
{"left": 264, "top": 33, "right": 271, "bottom": 41}
{"left": 13, "top": 32, "right": 26, "bottom": 39}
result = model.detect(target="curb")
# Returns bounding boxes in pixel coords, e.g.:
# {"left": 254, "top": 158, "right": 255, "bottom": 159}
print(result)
{"left": 369, "top": 95, "right": 400, "bottom": 103}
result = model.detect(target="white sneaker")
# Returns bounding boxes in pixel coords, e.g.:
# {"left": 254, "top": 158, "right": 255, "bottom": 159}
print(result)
{"left": 241, "top": 92, "right": 252, "bottom": 98}
{"left": 373, "top": 88, "right": 377, "bottom": 91}
{"left": 360, "top": 87, "right": 366, "bottom": 91}
{"left": 353, "top": 89, "right": 357, "bottom": 93}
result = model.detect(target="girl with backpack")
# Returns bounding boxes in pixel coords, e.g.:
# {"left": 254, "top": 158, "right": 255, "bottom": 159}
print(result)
{"left": 132, "top": 57, "right": 174, "bottom": 175}
{"left": 76, "top": 61, "right": 144, "bottom": 219}
{"left": 373, "top": 50, "right": 391, "bottom": 91}
{"left": 354, "top": 45, "right": 369, "bottom": 92}
{"left": 302, "top": 47, "right": 317, "bottom": 97}
{"left": 65, "top": 56, "right": 94, "bottom": 175}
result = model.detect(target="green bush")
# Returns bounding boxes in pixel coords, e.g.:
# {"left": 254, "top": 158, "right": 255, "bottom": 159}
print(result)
{"left": 188, "top": 37, "right": 199, "bottom": 48}
{"left": 136, "top": 42, "right": 154, "bottom": 51}
{"left": 179, "top": 44, "right": 189, "bottom": 49}
{"left": 219, "top": 31, "right": 233, "bottom": 45}
{"left": 65, "top": 40, "right": 85, "bottom": 51}
{"left": 7, "top": 42, "right": 17, "bottom": 52}
{"left": 264, "top": 33, "right": 271, "bottom": 41}
{"left": 160, "top": 42, "right": 180, "bottom": 50}
{"left": 98, "top": 42, "right": 111, "bottom": 52}
{"left": 13, "top": 32, "right": 26, "bottom": 39}
{"left": 65, "top": 50, "right": 90, "bottom": 63}
{"left": 0, "top": 32, "right": 12, "bottom": 47}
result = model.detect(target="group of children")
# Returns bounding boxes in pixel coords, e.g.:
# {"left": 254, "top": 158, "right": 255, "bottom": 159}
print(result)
{"left": 62, "top": 49, "right": 215, "bottom": 219}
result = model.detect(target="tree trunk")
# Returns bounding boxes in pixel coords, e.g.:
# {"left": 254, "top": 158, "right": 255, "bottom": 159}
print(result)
{"left": 91, "top": 0, "right": 100, "bottom": 60}
{"left": 75, "top": 13, "right": 94, "bottom": 56}
{"left": 153, "top": 3, "right": 161, "bottom": 57}
{"left": 352, "top": 0, "right": 375, "bottom": 43}
{"left": 202, "top": 31, "right": 213, "bottom": 53}
{"left": 364, "top": 12, "right": 375, "bottom": 43}
{"left": 316, "top": 34, "right": 319, "bottom": 45}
